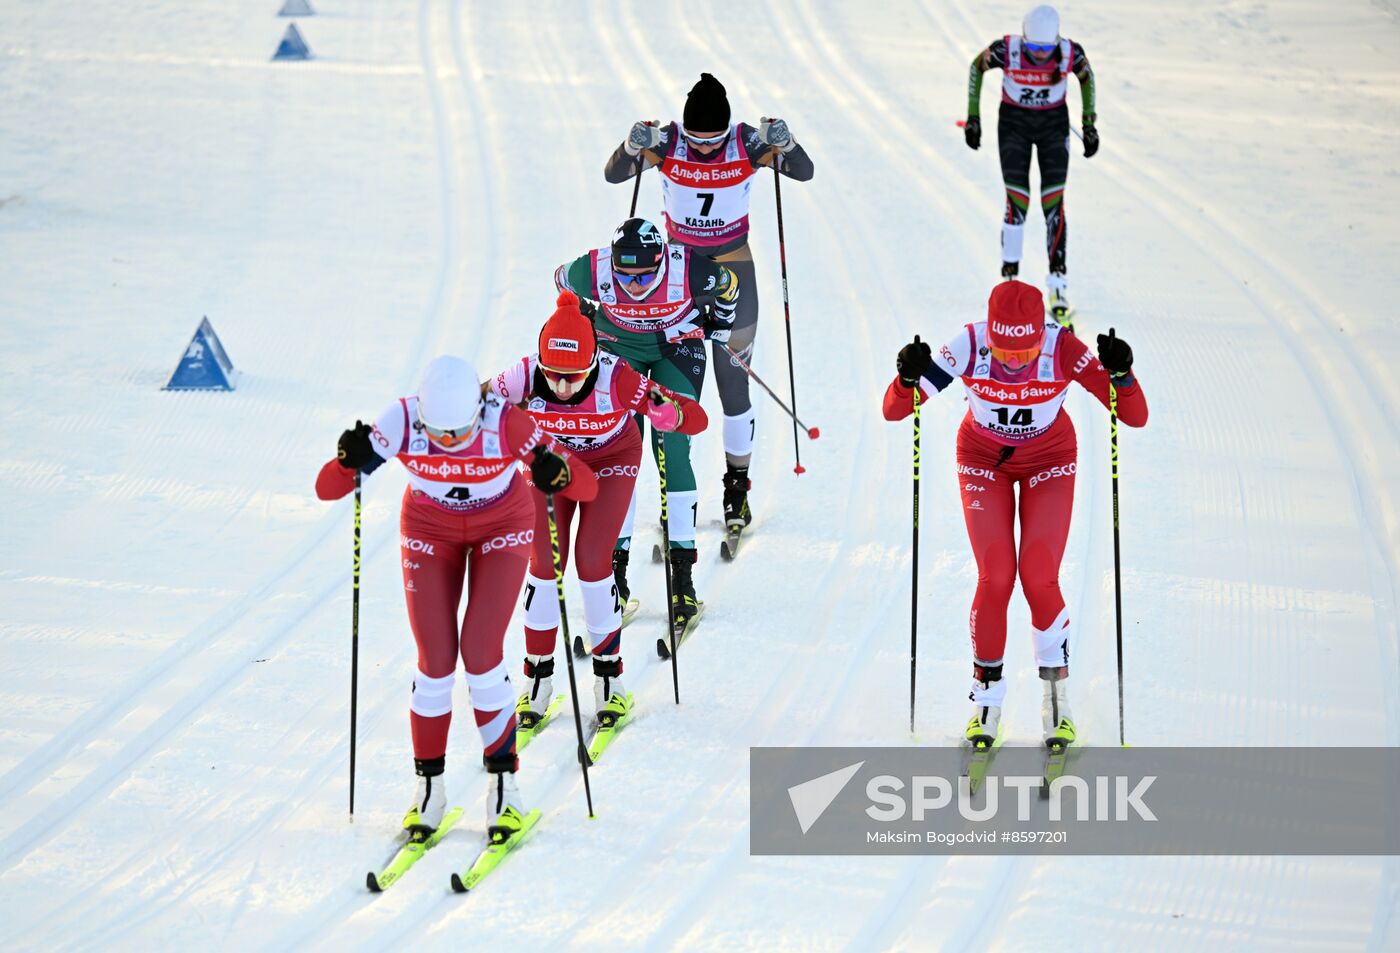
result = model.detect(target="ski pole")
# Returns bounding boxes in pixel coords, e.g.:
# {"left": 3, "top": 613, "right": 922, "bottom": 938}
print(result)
{"left": 350, "top": 472, "right": 361, "bottom": 819}
{"left": 656, "top": 432, "right": 680, "bottom": 704}
{"left": 545, "top": 492, "right": 597, "bottom": 817}
{"left": 629, "top": 159, "right": 642, "bottom": 218}
{"left": 910, "top": 386, "right": 921, "bottom": 735}
{"left": 1108, "top": 329, "right": 1126, "bottom": 747}
{"left": 773, "top": 165, "right": 805, "bottom": 474}
{"left": 718, "top": 342, "right": 821, "bottom": 441}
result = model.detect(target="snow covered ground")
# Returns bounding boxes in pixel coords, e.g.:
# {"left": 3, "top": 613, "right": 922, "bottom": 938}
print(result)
{"left": 2, "top": 1, "right": 1398, "bottom": 949}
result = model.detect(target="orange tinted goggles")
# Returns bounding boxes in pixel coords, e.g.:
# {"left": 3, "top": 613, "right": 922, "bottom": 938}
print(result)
{"left": 421, "top": 420, "right": 479, "bottom": 447}
{"left": 989, "top": 344, "right": 1042, "bottom": 370}
{"left": 539, "top": 361, "right": 595, "bottom": 385}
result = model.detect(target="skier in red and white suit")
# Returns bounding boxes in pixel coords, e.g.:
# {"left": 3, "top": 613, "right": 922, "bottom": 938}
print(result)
{"left": 883, "top": 281, "right": 1147, "bottom": 747}
{"left": 316, "top": 354, "right": 597, "bottom": 838}
{"left": 487, "top": 291, "right": 708, "bottom": 729}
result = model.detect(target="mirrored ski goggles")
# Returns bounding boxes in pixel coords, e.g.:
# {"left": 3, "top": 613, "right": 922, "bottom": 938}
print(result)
{"left": 615, "top": 267, "right": 660, "bottom": 287}
{"left": 419, "top": 414, "right": 481, "bottom": 448}
{"left": 539, "top": 361, "right": 595, "bottom": 385}
{"left": 989, "top": 343, "right": 1042, "bottom": 370}
{"left": 682, "top": 128, "right": 729, "bottom": 146}
{"left": 1023, "top": 39, "right": 1059, "bottom": 54}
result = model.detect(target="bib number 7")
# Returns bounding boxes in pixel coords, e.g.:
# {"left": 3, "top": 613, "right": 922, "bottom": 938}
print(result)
{"left": 696, "top": 192, "right": 715, "bottom": 216}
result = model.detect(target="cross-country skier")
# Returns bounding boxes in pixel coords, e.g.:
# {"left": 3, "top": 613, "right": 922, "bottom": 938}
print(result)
{"left": 316, "top": 355, "right": 598, "bottom": 839}
{"left": 486, "top": 291, "right": 708, "bottom": 732}
{"left": 882, "top": 281, "right": 1146, "bottom": 749}
{"left": 965, "top": 5, "right": 1097, "bottom": 327}
{"left": 554, "top": 218, "right": 736, "bottom": 630}
{"left": 606, "top": 72, "right": 814, "bottom": 537}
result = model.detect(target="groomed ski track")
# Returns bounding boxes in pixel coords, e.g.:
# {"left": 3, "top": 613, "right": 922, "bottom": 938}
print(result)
{"left": 1, "top": 1, "right": 1397, "bottom": 951}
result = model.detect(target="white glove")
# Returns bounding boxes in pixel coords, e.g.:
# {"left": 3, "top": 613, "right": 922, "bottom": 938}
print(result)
{"left": 759, "top": 117, "right": 795, "bottom": 153}
{"left": 625, "top": 120, "right": 662, "bottom": 156}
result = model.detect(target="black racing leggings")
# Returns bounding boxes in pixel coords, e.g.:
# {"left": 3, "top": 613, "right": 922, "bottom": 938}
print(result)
{"left": 998, "top": 103, "right": 1071, "bottom": 273}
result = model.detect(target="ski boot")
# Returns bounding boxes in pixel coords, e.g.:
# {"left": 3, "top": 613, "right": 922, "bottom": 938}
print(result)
{"left": 668, "top": 548, "right": 701, "bottom": 627}
{"left": 1047, "top": 271, "right": 1074, "bottom": 333}
{"left": 515, "top": 654, "right": 554, "bottom": 730}
{"left": 964, "top": 705, "right": 1002, "bottom": 748}
{"left": 722, "top": 464, "right": 752, "bottom": 532}
{"left": 484, "top": 757, "right": 529, "bottom": 843}
{"left": 612, "top": 547, "right": 631, "bottom": 603}
{"left": 403, "top": 757, "right": 446, "bottom": 835}
{"left": 1040, "top": 667, "right": 1076, "bottom": 747}
{"left": 1001, "top": 260, "right": 1019, "bottom": 279}
{"left": 593, "top": 656, "right": 632, "bottom": 727}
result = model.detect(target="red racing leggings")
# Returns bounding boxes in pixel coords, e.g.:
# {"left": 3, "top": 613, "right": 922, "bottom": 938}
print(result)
{"left": 399, "top": 480, "right": 535, "bottom": 769}
{"left": 956, "top": 415, "right": 1076, "bottom": 679}
{"left": 522, "top": 428, "right": 642, "bottom": 663}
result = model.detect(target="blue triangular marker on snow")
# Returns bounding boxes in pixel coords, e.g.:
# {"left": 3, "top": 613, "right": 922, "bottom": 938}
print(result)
{"left": 164, "top": 317, "right": 238, "bottom": 391}
{"left": 278, "top": 0, "right": 314, "bottom": 16}
{"left": 272, "top": 22, "right": 311, "bottom": 61}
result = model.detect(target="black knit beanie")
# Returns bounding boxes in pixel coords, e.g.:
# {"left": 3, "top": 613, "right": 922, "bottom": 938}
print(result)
{"left": 683, "top": 73, "right": 730, "bottom": 131}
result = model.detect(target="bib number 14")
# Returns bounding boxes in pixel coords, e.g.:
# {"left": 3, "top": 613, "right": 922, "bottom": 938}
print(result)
{"left": 992, "top": 407, "right": 1032, "bottom": 426}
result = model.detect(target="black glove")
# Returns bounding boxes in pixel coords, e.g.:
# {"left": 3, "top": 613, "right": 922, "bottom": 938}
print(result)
{"left": 964, "top": 116, "right": 981, "bottom": 150}
{"left": 530, "top": 446, "right": 572, "bottom": 492}
{"left": 337, "top": 421, "right": 376, "bottom": 470}
{"left": 1082, "top": 121, "right": 1099, "bottom": 159}
{"left": 896, "top": 335, "right": 933, "bottom": 386}
{"left": 1096, "top": 328, "right": 1133, "bottom": 379}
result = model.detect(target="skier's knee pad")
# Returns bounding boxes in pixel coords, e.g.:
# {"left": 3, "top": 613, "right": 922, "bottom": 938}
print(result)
{"left": 522, "top": 572, "right": 560, "bottom": 630}
{"left": 1033, "top": 607, "right": 1072, "bottom": 670}
{"left": 723, "top": 410, "right": 756, "bottom": 458}
{"left": 464, "top": 660, "right": 514, "bottom": 713}
{"left": 410, "top": 670, "right": 455, "bottom": 718}
{"left": 579, "top": 575, "right": 622, "bottom": 637}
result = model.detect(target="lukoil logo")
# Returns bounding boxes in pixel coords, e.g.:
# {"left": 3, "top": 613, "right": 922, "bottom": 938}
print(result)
{"left": 401, "top": 536, "right": 435, "bottom": 555}
{"left": 548, "top": 338, "right": 579, "bottom": 352}
{"left": 991, "top": 321, "right": 1038, "bottom": 338}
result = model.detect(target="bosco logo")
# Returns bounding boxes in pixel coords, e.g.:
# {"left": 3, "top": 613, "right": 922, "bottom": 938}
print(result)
{"left": 480, "top": 530, "right": 534, "bottom": 554}
{"left": 401, "top": 536, "right": 436, "bottom": 555}
{"left": 597, "top": 464, "right": 640, "bottom": 479}
{"left": 1028, "top": 463, "right": 1077, "bottom": 488}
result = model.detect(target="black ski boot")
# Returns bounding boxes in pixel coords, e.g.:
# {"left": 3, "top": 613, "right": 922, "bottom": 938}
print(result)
{"left": 668, "top": 548, "right": 700, "bottom": 626}
{"left": 1001, "top": 260, "right": 1019, "bottom": 279}
{"left": 612, "top": 547, "right": 630, "bottom": 602}
{"left": 722, "top": 464, "right": 752, "bottom": 531}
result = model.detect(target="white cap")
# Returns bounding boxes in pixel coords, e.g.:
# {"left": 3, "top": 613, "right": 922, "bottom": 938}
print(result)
{"left": 1023, "top": 5, "right": 1060, "bottom": 44}
{"left": 416, "top": 355, "right": 483, "bottom": 433}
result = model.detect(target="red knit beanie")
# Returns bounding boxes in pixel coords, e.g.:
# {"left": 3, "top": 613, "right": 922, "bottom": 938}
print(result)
{"left": 538, "top": 290, "right": 597, "bottom": 371}
{"left": 986, "top": 281, "right": 1046, "bottom": 351}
